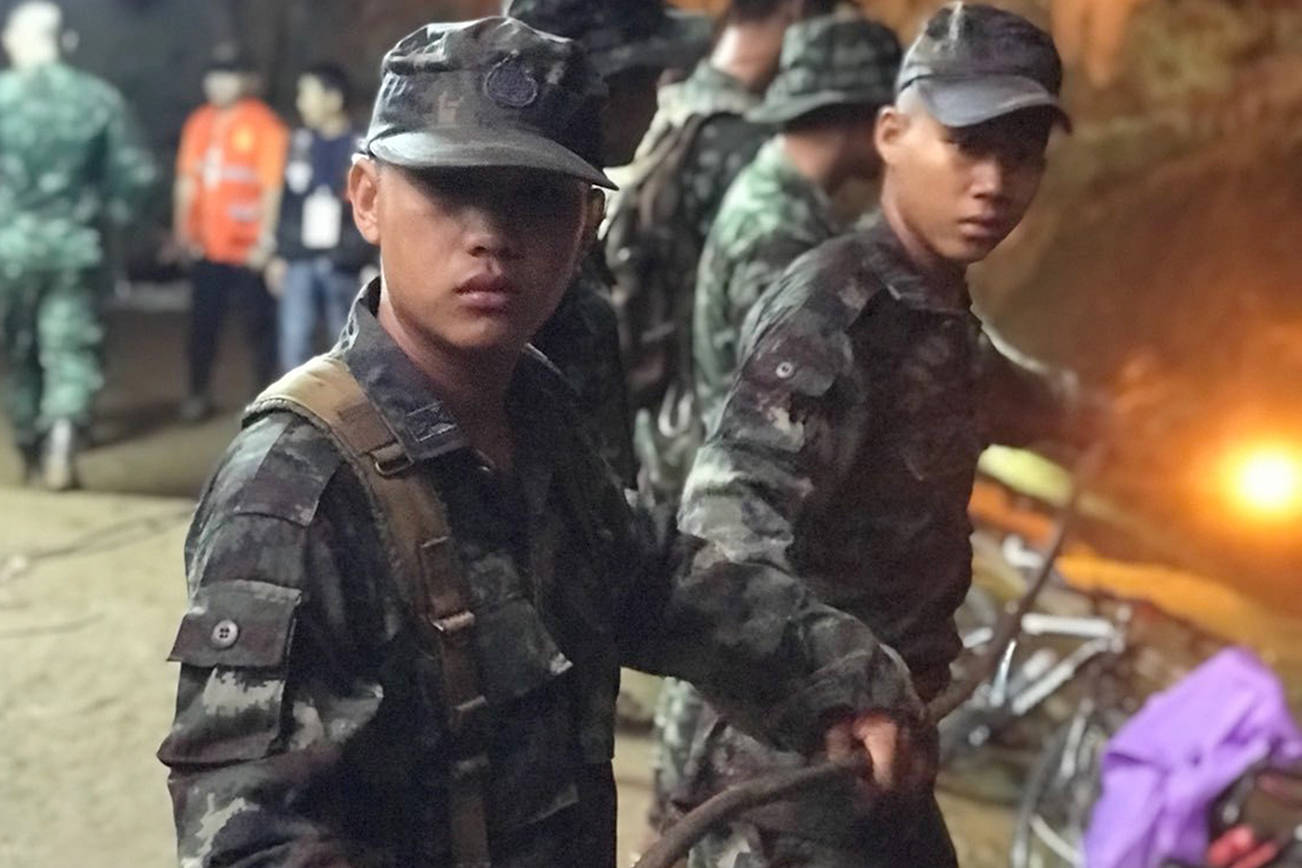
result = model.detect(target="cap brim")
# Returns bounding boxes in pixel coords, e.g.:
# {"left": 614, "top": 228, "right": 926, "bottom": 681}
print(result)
{"left": 367, "top": 127, "right": 617, "bottom": 190}
{"left": 914, "top": 76, "right": 1072, "bottom": 131}
{"left": 591, "top": 10, "right": 712, "bottom": 76}
{"left": 747, "top": 89, "right": 890, "bottom": 125}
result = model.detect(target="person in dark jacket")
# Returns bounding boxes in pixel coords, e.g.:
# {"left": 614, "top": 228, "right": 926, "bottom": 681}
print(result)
{"left": 266, "top": 62, "right": 374, "bottom": 373}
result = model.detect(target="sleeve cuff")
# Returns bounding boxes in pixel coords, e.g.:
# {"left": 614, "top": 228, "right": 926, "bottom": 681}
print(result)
{"left": 766, "top": 646, "right": 925, "bottom": 755}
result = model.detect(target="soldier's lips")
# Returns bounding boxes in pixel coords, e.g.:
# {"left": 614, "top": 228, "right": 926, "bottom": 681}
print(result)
{"left": 957, "top": 215, "right": 1010, "bottom": 241}
{"left": 455, "top": 273, "right": 517, "bottom": 313}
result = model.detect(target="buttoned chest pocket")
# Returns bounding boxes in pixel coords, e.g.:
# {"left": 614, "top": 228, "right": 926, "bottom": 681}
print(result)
{"left": 157, "top": 580, "right": 301, "bottom": 765}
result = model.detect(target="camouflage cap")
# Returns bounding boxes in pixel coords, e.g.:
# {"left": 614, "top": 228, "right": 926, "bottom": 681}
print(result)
{"left": 748, "top": 12, "right": 902, "bottom": 126}
{"left": 896, "top": 2, "right": 1071, "bottom": 130}
{"left": 363, "top": 17, "right": 615, "bottom": 188}
{"left": 503, "top": 0, "right": 711, "bottom": 78}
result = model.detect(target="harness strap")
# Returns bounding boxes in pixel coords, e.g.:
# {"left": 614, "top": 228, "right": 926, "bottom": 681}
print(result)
{"left": 249, "top": 355, "right": 492, "bottom": 868}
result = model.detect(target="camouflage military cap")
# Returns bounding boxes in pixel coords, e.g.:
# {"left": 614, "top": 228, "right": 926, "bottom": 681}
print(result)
{"left": 503, "top": 0, "right": 711, "bottom": 78}
{"left": 896, "top": 2, "right": 1071, "bottom": 130}
{"left": 748, "top": 12, "right": 902, "bottom": 126}
{"left": 364, "top": 16, "right": 615, "bottom": 188}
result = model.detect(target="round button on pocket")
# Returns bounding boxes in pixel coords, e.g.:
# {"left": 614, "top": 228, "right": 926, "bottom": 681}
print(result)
{"left": 210, "top": 619, "right": 240, "bottom": 650}
{"left": 775, "top": 361, "right": 795, "bottom": 380}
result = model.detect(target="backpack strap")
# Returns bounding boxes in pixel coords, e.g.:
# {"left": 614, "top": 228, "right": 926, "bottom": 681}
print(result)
{"left": 248, "top": 355, "right": 491, "bottom": 868}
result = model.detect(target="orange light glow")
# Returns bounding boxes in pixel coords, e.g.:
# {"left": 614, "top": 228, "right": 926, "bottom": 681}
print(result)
{"left": 1230, "top": 447, "right": 1302, "bottom": 518}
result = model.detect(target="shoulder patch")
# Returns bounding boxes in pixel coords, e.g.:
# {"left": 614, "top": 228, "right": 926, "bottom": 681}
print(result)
{"left": 228, "top": 413, "right": 344, "bottom": 527}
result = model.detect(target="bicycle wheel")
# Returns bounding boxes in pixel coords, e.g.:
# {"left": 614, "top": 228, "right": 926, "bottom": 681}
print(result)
{"left": 1010, "top": 709, "right": 1116, "bottom": 868}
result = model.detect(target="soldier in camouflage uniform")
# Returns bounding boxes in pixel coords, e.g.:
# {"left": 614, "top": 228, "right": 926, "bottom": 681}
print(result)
{"left": 0, "top": 1, "right": 157, "bottom": 488}
{"left": 652, "top": 9, "right": 902, "bottom": 830}
{"left": 695, "top": 11, "right": 901, "bottom": 428}
{"left": 674, "top": 5, "right": 1081, "bottom": 865}
{"left": 505, "top": 0, "right": 710, "bottom": 486}
{"left": 607, "top": 0, "right": 836, "bottom": 501}
{"left": 158, "top": 19, "right": 922, "bottom": 867}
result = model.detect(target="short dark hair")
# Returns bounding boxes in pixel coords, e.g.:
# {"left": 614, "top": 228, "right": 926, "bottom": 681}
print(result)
{"left": 206, "top": 42, "right": 253, "bottom": 75}
{"left": 782, "top": 100, "right": 880, "bottom": 134}
{"left": 727, "top": 0, "right": 837, "bottom": 22}
{"left": 302, "top": 62, "right": 352, "bottom": 109}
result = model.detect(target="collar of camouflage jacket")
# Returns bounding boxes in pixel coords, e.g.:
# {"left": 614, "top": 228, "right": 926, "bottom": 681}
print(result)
{"left": 336, "top": 279, "right": 563, "bottom": 466}
{"left": 858, "top": 211, "right": 971, "bottom": 315}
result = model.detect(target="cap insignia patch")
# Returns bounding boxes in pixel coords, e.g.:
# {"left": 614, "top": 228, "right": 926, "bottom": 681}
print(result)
{"left": 485, "top": 55, "right": 540, "bottom": 109}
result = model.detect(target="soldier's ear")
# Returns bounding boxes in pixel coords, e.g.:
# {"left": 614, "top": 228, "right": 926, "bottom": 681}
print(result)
{"left": 582, "top": 187, "right": 606, "bottom": 250}
{"left": 875, "top": 104, "right": 906, "bottom": 168}
{"left": 349, "top": 156, "right": 382, "bottom": 245}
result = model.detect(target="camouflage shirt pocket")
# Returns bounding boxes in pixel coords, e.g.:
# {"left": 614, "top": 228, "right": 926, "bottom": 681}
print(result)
{"left": 157, "top": 580, "right": 302, "bottom": 766}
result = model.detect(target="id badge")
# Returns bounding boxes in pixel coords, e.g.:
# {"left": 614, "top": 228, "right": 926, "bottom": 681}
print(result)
{"left": 302, "top": 188, "right": 343, "bottom": 250}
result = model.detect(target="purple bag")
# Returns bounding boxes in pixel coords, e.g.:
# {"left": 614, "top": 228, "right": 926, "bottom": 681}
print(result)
{"left": 1085, "top": 648, "right": 1302, "bottom": 868}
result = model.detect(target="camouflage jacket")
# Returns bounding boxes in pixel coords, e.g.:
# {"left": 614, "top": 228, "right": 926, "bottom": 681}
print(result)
{"left": 693, "top": 138, "right": 840, "bottom": 427}
{"left": 531, "top": 251, "right": 636, "bottom": 486}
{"left": 158, "top": 281, "right": 904, "bottom": 867}
{"left": 0, "top": 62, "right": 156, "bottom": 276}
{"left": 680, "top": 213, "right": 1074, "bottom": 706}
{"left": 611, "top": 60, "right": 771, "bottom": 411}
{"left": 635, "top": 61, "right": 765, "bottom": 230}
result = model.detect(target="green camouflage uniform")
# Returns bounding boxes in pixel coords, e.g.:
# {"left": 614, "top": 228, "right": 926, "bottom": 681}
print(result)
{"left": 161, "top": 21, "right": 903, "bottom": 866}
{"left": 654, "top": 13, "right": 903, "bottom": 831}
{"left": 0, "top": 61, "right": 156, "bottom": 446}
{"left": 158, "top": 281, "right": 913, "bottom": 867}
{"left": 673, "top": 213, "right": 1073, "bottom": 866}
{"left": 693, "top": 139, "right": 839, "bottom": 427}
{"left": 634, "top": 62, "right": 768, "bottom": 253}
{"left": 654, "top": 141, "right": 839, "bottom": 824}
{"left": 507, "top": 0, "right": 710, "bottom": 486}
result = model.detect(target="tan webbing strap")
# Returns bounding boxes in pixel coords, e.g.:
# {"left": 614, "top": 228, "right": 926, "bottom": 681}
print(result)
{"left": 250, "top": 356, "right": 492, "bottom": 868}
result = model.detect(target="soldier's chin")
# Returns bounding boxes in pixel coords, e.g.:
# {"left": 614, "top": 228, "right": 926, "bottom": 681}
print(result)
{"left": 946, "top": 234, "right": 1002, "bottom": 266}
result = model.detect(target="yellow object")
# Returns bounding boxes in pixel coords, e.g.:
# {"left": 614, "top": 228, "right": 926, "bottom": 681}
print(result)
{"left": 1057, "top": 554, "right": 1302, "bottom": 676}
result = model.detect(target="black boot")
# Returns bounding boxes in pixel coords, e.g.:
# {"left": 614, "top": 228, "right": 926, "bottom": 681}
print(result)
{"left": 41, "top": 419, "right": 81, "bottom": 491}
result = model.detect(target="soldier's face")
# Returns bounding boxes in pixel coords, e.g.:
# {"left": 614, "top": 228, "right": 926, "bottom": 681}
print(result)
{"left": 840, "top": 113, "right": 884, "bottom": 182}
{"left": 877, "top": 100, "right": 1051, "bottom": 265}
{"left": 350, "top": 159, "right": 589, "bottom": 357}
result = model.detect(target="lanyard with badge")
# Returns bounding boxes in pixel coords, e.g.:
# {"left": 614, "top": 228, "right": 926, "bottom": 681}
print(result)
{"left": 286, "top": 135, "right": 343, "bottom": 250}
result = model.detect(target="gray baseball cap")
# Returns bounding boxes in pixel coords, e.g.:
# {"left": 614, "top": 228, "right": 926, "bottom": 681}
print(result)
{"left": 503, "top": 0, "right": 711, "bottom": 78}
{"left": 749, "top": 12, "right": 902, "bottom": 126}
{"left": 363, "top": 17, "right": 616, "bottom": 188}
{"left": 896, "top": 2, "right": 1071, "bottom": 130}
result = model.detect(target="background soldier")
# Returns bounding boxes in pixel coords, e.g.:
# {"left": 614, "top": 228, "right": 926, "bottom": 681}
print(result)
{"left": 158, "top": 18, "right": 912, "bottom": 867}
{"left": 0, "top": 0, "right": 157, "bottom": 489}
{"left": 694, "top": 10, "right": 902, "bottom": 427}
{"left": 606, "top": 0, "right": 836, "bottom": 502}
{"left": 675, "top": 5, "right": 1083, "bottom": 865}
{"left": 653, "top": 7, "right": 902, "bottom": 833}
{"left": 505, "top": 0, "right": 711, "bottom": 486}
